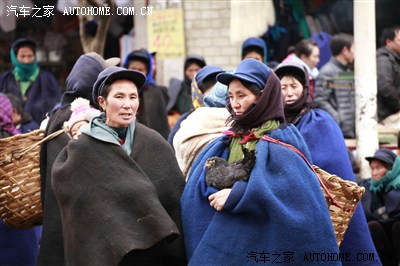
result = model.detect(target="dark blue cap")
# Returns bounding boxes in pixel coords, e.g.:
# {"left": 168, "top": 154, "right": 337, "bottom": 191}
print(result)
{"left": 195, "top": 65, "right": 224, "bottom": 85}
{"left": 123, "top": 49, "right": 151, "bottom": 69}
{"left": 216, "top": 58, "right": 270, "bottom": 90}
{"left": 12, "top": 38, "right": 36, "bottom": 52}
{"left": 242, "top": 37, "right": 266, "bottom": 51}
{"left": 365, "top": 148, "right": 397, "bottom": 168}
{"left": 93, "top": 66, "right": 146, "bottom": 103}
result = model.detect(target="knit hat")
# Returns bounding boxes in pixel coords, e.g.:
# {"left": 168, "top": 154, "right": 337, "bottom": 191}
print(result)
{"left": 217, "top": 58, "right": 270, "bottom": 90}
{"left": 64, "top": 97, "right": 101, "bottom": 136}
{"left": 92, "top": 66, "right": 146, "bottom": 103}
{"left": 365, "top": 148, "right": 397, "bottom": 168}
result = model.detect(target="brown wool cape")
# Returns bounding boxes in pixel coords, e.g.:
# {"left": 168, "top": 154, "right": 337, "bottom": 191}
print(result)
{"left": 51, "top": 123, "right": 186, "bottom": 265}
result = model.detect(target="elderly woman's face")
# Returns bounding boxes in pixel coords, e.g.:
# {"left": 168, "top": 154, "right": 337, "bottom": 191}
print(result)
{"left": 228, "top": 79, "right": 259, "bottom": 116}
{"left": 370, "top": 160, "right": 388, "bottom": 181}
{"left": 280, "top": 75, "right": 304, "bottom": 105}
{"left": 98, "top": 79, "right": 139, "bottom": 128}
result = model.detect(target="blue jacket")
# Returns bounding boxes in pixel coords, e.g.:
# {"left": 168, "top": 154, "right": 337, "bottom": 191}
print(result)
{"left": 0, "top": 70, "right": 61, "bottom": 124}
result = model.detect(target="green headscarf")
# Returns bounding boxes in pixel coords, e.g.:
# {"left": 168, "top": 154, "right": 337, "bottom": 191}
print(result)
{"left": 370, "top": 156, "right": 400, "bottom": 193}
{"left": 11, "top": 47, "right": 39, "bottom": 82}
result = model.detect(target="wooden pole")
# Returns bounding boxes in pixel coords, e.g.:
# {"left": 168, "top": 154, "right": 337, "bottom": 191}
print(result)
{"left": 354, "top": 0, "right": 378, "bottom": 178}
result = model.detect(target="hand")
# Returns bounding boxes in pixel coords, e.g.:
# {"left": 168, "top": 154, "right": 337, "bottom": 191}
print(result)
{"left": 208, "top": 189, "right": 232, "bottom": 211}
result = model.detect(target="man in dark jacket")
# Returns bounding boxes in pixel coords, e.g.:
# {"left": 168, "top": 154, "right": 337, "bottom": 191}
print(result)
{"left": 376, "top": 25, "right": 400, "bottom": 124}
{"left": 314, "top": 33, "right": 355, "bottom": 138}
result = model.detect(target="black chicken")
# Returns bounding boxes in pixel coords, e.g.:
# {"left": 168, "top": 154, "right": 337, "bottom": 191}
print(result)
{"left": 205, "top": 148, "right": 256, "bottom": 190}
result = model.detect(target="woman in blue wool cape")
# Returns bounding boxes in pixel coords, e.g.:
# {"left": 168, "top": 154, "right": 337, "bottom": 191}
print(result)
{"left": 274, "top": 61, "right": 380, "bottom": 265}
{"left": 181, "top": 58, "right": 339, "bottom": 265}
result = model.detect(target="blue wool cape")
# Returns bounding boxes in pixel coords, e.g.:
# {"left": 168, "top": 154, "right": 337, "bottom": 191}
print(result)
{"left": 296, "top": 109, "right": 380, "bottom": 265}
{"left": 181, "top": 124, "right": 340, "bottom": 265}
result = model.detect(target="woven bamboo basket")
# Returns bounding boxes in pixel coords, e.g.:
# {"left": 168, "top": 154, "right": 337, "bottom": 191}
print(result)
{"left": 0, "top": 128, "right": 64, "bottom": 229}
{"left": 313, "top": 166, "right": 365, "bottom": 247}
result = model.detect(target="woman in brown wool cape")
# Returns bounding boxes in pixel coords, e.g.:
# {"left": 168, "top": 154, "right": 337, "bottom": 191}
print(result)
{"left": 51, "top": 66, "right": 186, "bottom": 266}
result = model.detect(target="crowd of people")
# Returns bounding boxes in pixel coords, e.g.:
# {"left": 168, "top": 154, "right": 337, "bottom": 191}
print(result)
{"left": 0, "top": 25, "right": 400, "bottom": 266}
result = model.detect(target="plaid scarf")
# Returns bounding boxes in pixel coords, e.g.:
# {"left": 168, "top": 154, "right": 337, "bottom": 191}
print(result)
{"left": 0, "top": 94, "right": 20, "bottom": 135}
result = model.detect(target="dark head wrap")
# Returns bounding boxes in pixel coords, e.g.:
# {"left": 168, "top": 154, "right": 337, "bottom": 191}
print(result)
{"left": 217, "top": 59, "right": 285, "bottom": 132}
{"left": 122, "top": 49, "right": 156, "bottom": 87}
{"left": 241, "top": 37, "right": 267, "bottom": 64}
{"left": 183, "top": 54, "right": 206, "bottom": 85}
{"left": 10, "top": 38, "right": 38, "bottom": 81}
{"left": 274, "top": 61, "right": 313, "bottom": 123}
{"left": 61, "top": 53, "right": 120, "bottom": 109}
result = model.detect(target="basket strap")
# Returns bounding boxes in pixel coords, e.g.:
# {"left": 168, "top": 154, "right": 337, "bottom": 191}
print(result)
{"left": 261, "top": 135, "right": 342, "bottom": 208}
{"left": 13, "top": 129, "right": 65, "bottom": 159}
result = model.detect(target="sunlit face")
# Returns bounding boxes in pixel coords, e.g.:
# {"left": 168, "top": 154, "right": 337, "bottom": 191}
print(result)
{"left": 301, "top": 46, "right": 320, "bottom": 69}
{"left": 17, "top": 47, "right": 35, "bottom": 64}
{"left": 228, "top": 79, "right": 260, "bottom": 116}
{"left": 243, "top": 51, "right": 263, "bottom": 62}
{"left": 128, "top": 61, "right": 148, "bottom": 75}
{"left": 98, "top": 79, "right": 139, "bottom": 128}
{"left": 387, "top": 30, "right": 400, "bottom": 57}
{"left": 70, "top": 120, "right": 89, "bottom": 140}
{"left": 370, "top": 160, "right": 388, "bottom": 181}
{"left": 280, "top": 76, "right": 304, "bottom": 105}
{"left": 185, "top": 63, "right": 201, "bottom": 81}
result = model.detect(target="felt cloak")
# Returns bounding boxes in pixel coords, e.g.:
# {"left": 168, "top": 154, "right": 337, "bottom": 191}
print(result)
{"left": 181, "top": 124, "right": 340, "bottom": 265}
{"left": 296, "top": 109, "right": 380, "bottom": 265}
{"left": 38, "top": 53, "right": 106, "bottom": 265}
{"left": 52, "top": 123, "right": 186, "bottom": 265}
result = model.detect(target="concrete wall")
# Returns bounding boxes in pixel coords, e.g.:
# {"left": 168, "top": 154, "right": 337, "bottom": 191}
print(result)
{"left": 138, "top": 0, "right": 245, "bottom": 86}
{"left": 182, "top": 0, "right": 241, "bottom": 71}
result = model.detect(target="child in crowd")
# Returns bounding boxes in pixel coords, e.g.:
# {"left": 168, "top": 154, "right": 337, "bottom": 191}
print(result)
{"left": 64, "top": 97, "right": 100, "bottom": 140}
{"left": 6, "top": 93, "right": 39, "bottom": 133}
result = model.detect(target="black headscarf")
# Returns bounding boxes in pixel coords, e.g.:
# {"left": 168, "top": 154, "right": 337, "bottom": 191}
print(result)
{"left": 227, "top": 71, "right": 285, "bottom": 132}
{"left": 60, "top": 54, "right": 105, "bottom": 109}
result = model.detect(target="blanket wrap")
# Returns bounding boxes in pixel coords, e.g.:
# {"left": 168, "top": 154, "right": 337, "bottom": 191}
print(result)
{"left": 296, "top": 109, "right": 380, "bottom": 265}
{"left": 52, "top": 123, "right": 186, "bottom": 265}
{"left": 181, "top": 124, "right": 340, "bottom": 265}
